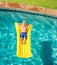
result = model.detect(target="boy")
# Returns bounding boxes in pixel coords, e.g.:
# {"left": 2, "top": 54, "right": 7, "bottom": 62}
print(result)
{"left": 19, "top": 20, "right": 29, "bottom": 44}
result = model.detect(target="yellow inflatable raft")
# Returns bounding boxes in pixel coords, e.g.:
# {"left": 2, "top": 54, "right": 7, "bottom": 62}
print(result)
{"left": 15, "top": 22, "right": 33, "bottom": 58}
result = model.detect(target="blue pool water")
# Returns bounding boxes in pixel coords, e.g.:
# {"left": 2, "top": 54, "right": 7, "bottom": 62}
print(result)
{"left": 0, "top": 9, "right": 57, "bottom": 65}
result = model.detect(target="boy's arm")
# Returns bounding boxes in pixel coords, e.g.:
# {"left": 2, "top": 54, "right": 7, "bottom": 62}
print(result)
{"left": 18, "top": 23, "right": 21, "bottom": 26}
{"left": 27, "top": 24, "right": 31, "bottom": 32}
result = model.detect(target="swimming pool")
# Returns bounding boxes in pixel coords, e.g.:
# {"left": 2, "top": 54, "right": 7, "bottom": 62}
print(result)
{"left": 0, "top": 8, "right": 57, "bottom": 65}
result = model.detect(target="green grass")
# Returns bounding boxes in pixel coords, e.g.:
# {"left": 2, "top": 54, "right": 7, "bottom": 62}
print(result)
{"left": 0, "top": 0, "right": 57, "bottom": 9}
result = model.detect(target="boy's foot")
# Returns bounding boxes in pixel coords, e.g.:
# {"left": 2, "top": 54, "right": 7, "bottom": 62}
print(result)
{"left": 23, "top": 40, "right": 26, "bottom": 44}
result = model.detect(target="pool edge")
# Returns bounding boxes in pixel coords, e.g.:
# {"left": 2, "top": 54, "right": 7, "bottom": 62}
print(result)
{"left": 0, "top": 2, "right": 57, "bottom": 17}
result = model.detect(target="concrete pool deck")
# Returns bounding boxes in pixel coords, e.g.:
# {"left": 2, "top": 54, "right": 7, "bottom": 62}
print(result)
{"left": 0, "top": 2, "right": 57, "bottom": 17}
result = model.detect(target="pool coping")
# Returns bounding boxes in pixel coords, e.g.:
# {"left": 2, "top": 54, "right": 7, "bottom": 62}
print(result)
{"left": 0, "top": 2, "right": 57, "bottom": 17}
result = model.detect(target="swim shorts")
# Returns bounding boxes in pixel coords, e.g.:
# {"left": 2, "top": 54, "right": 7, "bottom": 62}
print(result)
{"left": 20, "top": 32, "right": 27, "bottom": 39}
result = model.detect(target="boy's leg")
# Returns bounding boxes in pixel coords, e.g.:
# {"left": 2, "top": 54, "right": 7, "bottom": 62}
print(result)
{"left": 23, "top": 32, "right": 27, "bottom": 44}
{"left": 23, "top": 37, "right": 26, "bottom": 44}
{"left": 20, "top": 37, "right": 23, "bottom": 43}
{"left": 20, "top": 32, "right": 24, "bottom": 43}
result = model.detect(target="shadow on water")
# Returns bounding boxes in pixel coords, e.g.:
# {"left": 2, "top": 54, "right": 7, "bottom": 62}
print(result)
{"left": 40, "top": 41, "right": 53, "bottom": 65}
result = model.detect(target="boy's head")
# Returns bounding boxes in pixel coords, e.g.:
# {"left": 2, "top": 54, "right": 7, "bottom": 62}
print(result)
{"left": 22, "top": 20, "right": 26, "bottom": 24}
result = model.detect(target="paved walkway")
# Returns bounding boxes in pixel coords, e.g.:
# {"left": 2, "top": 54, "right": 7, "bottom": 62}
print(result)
{"left": 0, "top": 2, "right": 57, "bottom": 16}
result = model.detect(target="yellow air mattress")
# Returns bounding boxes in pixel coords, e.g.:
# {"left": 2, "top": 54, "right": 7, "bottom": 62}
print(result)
{"left": 15, "top": 22, "right": 33, "bottom": 58}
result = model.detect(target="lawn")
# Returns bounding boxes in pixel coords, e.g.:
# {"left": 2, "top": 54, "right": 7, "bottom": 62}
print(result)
{"left": 0, "top": 0, "right": 57, "bottom": 9}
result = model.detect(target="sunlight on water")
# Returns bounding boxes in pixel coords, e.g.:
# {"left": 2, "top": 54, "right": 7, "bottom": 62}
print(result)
{"left": 0, "top": 9, "right": 57, "bottom": 65}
